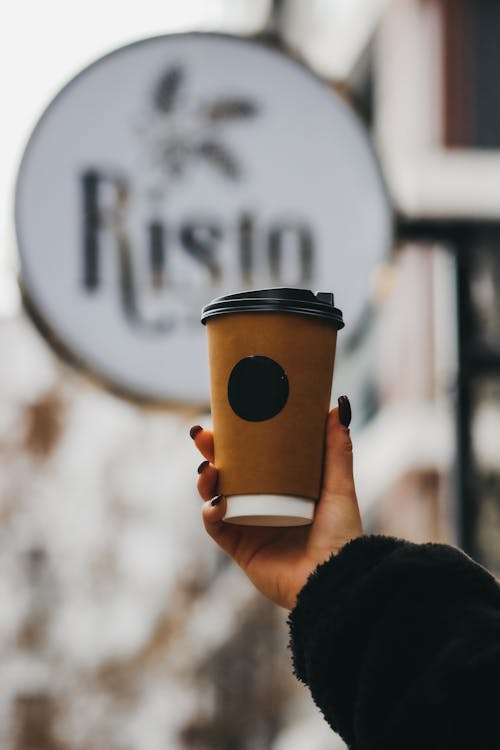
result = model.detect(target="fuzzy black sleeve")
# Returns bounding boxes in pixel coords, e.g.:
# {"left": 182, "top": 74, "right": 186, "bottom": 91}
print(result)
{"left": 288, "top": 535, "right": 500, "bottom": 750}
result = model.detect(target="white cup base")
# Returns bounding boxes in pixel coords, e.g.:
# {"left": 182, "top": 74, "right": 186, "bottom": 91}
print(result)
{"left": 223, "top": 495, "right": 315, "bottom": 527}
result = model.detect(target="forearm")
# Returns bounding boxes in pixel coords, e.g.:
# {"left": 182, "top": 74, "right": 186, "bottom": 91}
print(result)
{"left": 288, "top": 535, "right": 500, "bottom": 750}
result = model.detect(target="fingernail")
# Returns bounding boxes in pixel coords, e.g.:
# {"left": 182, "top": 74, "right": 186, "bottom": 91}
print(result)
{"left": 210, "top": 495, "right": 223, "bottom": 506}
{"left": 197, "top": 460, "right": 209, "bottom": 474}
{"left": 338, "top": 395, "right": 352, "bottom": 428}
{"left": 190, "top": 425, "right": 202, "bottom": 439}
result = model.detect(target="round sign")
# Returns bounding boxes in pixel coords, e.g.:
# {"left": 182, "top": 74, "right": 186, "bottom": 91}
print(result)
{"left": 16, "top": 33, "right": 391, "bottom": 405}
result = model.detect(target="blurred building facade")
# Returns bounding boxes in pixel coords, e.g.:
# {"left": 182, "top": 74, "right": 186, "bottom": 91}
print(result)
{"left": 371, "top": 0, "right": 500, "bottom": 570}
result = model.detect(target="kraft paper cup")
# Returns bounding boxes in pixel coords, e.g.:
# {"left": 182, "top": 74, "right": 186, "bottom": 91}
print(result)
{"left": 201, "top": 288, "right": 344, "bottom": 527}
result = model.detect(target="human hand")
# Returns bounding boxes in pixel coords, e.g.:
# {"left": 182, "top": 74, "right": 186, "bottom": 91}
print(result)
{"left": 190, "top": 396, "right": 363, "bottom": 610}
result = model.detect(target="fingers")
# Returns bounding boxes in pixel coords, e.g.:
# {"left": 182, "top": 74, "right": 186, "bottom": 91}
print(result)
{"left": 191, "top": 426, "right": 218, "bottom": 500}
{"left": 191, "top": 425, "right": 241, "bottom": 560}
{"left": 201, "top": 494, "right": 226, "bottom": 529}
{"left": 190, "top": 425, "right": 215, "bottom": 463}
{"left": 197, "top": 461, "right": 218, "bottom": 501}
{"left": 202, "top": 496, "right": 241, "bottom": 559}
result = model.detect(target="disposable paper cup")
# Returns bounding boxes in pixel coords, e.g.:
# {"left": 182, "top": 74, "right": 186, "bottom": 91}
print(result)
{"left": 201, "top": 288, "right": 344, "bottom": 527}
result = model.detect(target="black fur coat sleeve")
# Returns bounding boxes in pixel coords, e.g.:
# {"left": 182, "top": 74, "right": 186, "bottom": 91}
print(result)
{"left": 288, "top": 535, "right": 500, "bottom": 749}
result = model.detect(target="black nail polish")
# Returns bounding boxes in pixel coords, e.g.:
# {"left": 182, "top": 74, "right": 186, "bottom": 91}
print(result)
{"left": 197, "top": 460, "right": 209, "bottom": 474}
{"left": 210, "top": 495, "right": 223, "bottom": 506}
{"left": 190, "top": 425, "right": 202, "bottom": 440}
{"left": 338, "top": 395, "right": 352, "bottom": 428}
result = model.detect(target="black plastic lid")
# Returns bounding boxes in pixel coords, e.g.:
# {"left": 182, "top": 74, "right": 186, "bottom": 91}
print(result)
{"left": 201, "top": 288, "right": 344, "bottom": 329}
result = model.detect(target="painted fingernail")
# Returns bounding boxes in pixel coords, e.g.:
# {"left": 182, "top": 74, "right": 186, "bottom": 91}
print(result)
{"left": 190, "top": 425, "right": 202, "bottom": 439}
{"left": 338, "top": 395, "right": 352, "bottom": 428}
{"left": 197, "top": 460, "right": 209, "bottom": 474}
{"left": 210, "top": 495, "right": 223, "bottom": 507}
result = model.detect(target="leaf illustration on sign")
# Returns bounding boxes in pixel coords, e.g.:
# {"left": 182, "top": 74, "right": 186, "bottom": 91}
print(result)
{"left": 202, "top": 98, "right": 258, "bottom": 121}
{"left": 154, "top": 66, "right": 183, "bottom": 113}
{"left": 196, "top": 140, "right": 240, "bottom": 179}
{"left": 147, "top": 64, "right": 259, "bottom": 183}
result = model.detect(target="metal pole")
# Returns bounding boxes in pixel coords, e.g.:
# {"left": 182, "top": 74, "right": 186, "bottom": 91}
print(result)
{"left": 454, "top": 229, "right": 476, "bottom": 558}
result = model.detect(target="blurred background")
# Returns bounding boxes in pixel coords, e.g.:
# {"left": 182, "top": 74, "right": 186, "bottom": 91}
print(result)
{"left": 2, "top": 1, "right": 500, "bottom": 748}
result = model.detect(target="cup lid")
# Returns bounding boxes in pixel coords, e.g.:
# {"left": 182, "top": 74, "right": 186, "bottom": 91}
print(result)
{"left": 201, "top": 288, "right": 344, "bottom": 328}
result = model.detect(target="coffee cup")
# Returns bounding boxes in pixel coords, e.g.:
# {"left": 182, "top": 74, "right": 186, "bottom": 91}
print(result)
{"left": 201, "top": 288, "right": 344, "bottom": 526}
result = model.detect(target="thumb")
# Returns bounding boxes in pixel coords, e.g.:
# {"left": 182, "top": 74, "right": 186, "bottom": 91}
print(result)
{"left": 322, "top": 397, "right": 356, "bottom": 499}
{"left": 309, "top": 397, "right": 362, "bottom": 553}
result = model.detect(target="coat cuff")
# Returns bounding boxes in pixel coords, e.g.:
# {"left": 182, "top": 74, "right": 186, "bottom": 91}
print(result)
{"left": 288, "top": 534, "right": 403, "bottom": 687}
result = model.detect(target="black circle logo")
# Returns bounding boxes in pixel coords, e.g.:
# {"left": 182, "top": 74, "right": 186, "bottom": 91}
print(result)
{"left": 228, "top": 356, "right": 289, "bottom": 422}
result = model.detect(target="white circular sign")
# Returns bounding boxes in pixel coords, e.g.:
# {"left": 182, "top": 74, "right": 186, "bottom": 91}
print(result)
{"left": 16, "top": 33, "right": 391, "bottom": 405}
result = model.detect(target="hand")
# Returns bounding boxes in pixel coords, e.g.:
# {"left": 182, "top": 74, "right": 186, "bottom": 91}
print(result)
{"left": 191, "top": 399, "right": 363, "bottom": 610}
